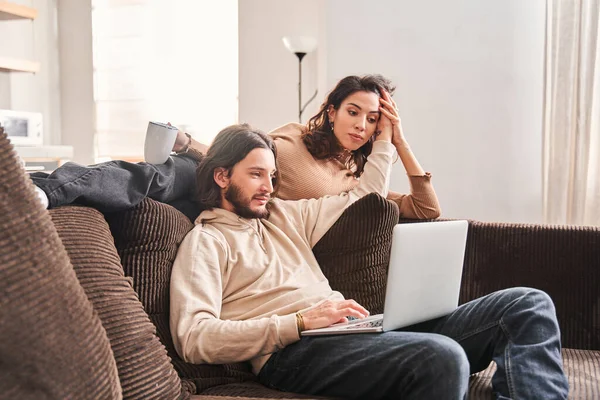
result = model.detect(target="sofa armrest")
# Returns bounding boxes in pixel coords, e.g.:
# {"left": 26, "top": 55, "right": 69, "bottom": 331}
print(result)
{"left": 460, "top": 220, "right": 600, "bottom": 351}
{"left": 313, "top": 193, "right": 399, "bottom": 314}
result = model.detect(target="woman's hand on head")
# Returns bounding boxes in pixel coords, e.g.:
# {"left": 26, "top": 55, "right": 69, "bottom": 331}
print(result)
{"left": 375, "top": 99, "right": 393, "bottom": 143}
{"left": 378, "top": 90, "right": 406, "bottom": 148}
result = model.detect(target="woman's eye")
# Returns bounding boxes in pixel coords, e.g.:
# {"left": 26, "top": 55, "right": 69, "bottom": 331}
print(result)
{"left": 348, "top": 110, "right": 357, "bottom": 116}
{"left": 368, "top": 118, "right": 377, "bottom": 123}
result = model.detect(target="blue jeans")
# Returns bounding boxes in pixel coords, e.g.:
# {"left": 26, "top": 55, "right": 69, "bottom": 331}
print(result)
{"left": 258, "top": 287, "right": 568, "bottom": 400}
{"left": 30, "top": 155, "right": 200, "bottom": 220}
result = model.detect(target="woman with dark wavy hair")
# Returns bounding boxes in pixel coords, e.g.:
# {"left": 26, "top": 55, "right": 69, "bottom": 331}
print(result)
{"left": 267, "top": 74, "right": 441, "bottom": 219}
{"left": 32, "top": 74, "right": 440, "bottom": 220}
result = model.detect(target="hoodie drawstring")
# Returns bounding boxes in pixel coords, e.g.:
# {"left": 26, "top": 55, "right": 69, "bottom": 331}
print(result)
{"left": 240, "top": 218, "right": 268, "bottom": 254}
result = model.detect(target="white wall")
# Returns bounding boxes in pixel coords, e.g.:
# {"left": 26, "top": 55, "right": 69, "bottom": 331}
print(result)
{"left": 239, "top": 0, "right": 546, "bottom": 223}
{"left": 0, "top": 0, "right": 62, "bottom": 146}
{"left": 238, "top": 0, "right": 320, "bottom": 131}
{"left": 324, "top": 0, "right": 546, "bottom": 223}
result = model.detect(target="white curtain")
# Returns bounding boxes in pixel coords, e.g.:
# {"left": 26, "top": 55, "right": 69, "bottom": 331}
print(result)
{"left": 543, "top": 0, "right": 600, "bottom": 226}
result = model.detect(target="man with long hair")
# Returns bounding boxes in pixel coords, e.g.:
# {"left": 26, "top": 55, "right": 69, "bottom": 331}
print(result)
{"left": 169, "top": 123, "right": 567, "bottom": 400}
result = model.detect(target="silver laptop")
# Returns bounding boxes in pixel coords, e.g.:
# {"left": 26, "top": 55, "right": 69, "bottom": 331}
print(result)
{"left": 302, "top": 220, "right": 469, "bottom": 336}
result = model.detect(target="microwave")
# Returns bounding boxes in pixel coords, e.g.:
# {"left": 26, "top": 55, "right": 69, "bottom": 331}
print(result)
{"left": 0, "top": 109, "right": 43, "bottom": 146}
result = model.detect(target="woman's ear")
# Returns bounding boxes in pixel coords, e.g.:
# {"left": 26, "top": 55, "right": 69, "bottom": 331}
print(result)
{"left": 213, "top": 167, "right": 230, "bottom": 189}
{"left": 327, "top": 105, "right": 336, "bottom": 122}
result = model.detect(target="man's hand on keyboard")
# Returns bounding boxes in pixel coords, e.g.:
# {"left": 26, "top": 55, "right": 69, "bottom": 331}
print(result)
{"left": 300, "top": 300, "right": 370, "bottom": 331}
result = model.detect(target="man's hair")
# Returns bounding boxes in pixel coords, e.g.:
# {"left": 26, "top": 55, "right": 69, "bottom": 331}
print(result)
{"left": 195, "top": 123, "right": 278, "bottom": 212}
{"left": 303, "top": 74, "right": 395, "bottom": 178}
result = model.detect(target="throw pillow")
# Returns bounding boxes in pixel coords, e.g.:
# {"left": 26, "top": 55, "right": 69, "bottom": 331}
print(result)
{"left": 105, "top": 198, "right": 257, "bottom": 393}
{"left": 0, "top": 127, "right": 122, "bottom": 399}
{"left": 50, "top": 205, "right": 184, "bottom": 400}
{"left": 313, "top": 193, "right": 400, "bottom": 314}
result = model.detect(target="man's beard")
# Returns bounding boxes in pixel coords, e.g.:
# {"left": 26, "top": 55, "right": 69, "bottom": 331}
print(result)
{"left": 225, "top": 183, "right": 270, "bottom": 219}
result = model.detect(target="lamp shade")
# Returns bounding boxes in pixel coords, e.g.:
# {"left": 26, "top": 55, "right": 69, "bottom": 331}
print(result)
{"left": 282, "top": 36, "right": 317, "bottom": 54}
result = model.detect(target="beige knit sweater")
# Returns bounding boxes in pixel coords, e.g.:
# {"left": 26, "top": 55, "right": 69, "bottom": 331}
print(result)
{"left": 190, "top": 123, "right": 441, "bottom": 219}
{"left": 270, "top": 123, "right": 441, "bottom": 219}
{"left": 170, "top": 141, "right": 396, "bottom": 374}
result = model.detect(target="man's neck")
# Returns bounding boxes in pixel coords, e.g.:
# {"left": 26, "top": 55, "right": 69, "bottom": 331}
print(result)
{"left": 220, "top": 200, "right": 236, "bottom": 214}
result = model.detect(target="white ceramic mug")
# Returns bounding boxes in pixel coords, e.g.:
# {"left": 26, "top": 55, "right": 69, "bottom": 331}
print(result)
{"left": 144, "top": 121, "right": 179, "bottom": 164}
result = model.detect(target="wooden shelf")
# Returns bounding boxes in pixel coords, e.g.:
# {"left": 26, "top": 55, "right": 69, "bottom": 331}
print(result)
{"left": 0, "top": 57, "right": 39, "bottom": 73}
{"left": 0, "top": 1, "right": 37, "bottom": 20}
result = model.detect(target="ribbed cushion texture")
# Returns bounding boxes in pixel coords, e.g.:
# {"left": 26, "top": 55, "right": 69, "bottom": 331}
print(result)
{"left": 458, "top": 220, "right": 600, "bottom": 351}
{"left": 469, "top": 349, "right": 600, "bottom": 399}
{"left": 189, "top": 397, "right": 324, "bottom": 400}
{"left": 312, "top": 193, "right": 399, "bottom": 314}
{"left": 0, "top": 128, "right": 122, "bottom": 400}
{"left": 104, "top": 198, "right": 257, "bottom": 393}
{"left": 198, "top": 382, "right": 332, "bottom": 399}
{"left": 50, "top": 205, "right": 183, "bottom": 400}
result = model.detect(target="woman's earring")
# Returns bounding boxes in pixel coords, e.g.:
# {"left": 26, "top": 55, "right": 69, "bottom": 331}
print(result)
{"left": 329, "top": 121, "right": 334, "bottom": 131}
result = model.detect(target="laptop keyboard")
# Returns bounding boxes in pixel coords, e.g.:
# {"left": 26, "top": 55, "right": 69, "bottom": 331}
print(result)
{"left": 342, "top": 318, "right": 383, "bottom": 330}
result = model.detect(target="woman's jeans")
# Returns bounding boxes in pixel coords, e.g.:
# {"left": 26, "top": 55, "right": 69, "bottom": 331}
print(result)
{"left": 30, "top": 155, "right": 200, "bottom": 220}
{"left": 258, "top": 287, "right": 569, "bottom": 400}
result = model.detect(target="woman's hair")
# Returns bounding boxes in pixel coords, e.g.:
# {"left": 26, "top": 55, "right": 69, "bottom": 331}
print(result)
{"left": 304, "top": 74, "right": 395, "bottom": 178}
{"left": 195, "top": 123, "right": 278, "bottom": 211}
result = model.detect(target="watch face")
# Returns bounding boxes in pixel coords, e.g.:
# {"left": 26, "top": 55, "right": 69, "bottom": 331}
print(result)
{"left": 2, "top": 117, "right": 28, "bottom": 137}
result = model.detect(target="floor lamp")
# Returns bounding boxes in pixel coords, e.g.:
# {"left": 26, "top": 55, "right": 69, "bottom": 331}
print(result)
{"left": 282, "top": 36, "right": 318, "bottom": 123}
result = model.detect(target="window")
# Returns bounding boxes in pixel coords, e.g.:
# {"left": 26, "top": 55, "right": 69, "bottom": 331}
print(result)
{"left": 91, "top": 0, "right": 238, "bottom": 160}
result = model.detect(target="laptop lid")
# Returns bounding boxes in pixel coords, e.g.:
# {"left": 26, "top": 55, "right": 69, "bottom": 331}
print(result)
{"left": 381, "top": 220, "right": 469, "bottom": 331}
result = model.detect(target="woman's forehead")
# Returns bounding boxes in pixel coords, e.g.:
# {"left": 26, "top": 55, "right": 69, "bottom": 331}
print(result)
{"left": 341, "top": 91, "right": 380, "bottom": 110}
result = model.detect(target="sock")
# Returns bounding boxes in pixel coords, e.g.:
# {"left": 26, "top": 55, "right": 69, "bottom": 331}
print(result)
{"left": 34, "top": 186, "right": 49, "bottom": 209}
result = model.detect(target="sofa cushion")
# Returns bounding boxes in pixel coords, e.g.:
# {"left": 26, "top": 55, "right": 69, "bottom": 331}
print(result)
{"left": 50, "top": 205, "right": 183, "bottom": 400}
{"left": 312, "top": 193, "right": 400, "bottom": 314}
{"left": 458, "top": 220, "right": 600, "bottom": 351}
{"left": 468, "top": 348, "right": 600, "bottom": 399}
{"left": 0, "top": 128, "right": 122, "bottom": 399}
{"left": 105, "top": 198, "right": 257, "bottom": 393}
{"left": 198, "top": 382, "right": 334, "bottom": 398}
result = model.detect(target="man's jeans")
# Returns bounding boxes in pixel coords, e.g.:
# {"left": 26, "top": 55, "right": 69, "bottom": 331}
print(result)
{"left": 258, "top": 287, "right": 569, "bottom": 400}
{"left": 30, "top": 155, "right": 200, "bottom": 220}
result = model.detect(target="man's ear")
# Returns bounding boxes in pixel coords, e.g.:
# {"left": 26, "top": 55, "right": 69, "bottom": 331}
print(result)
{"left": 214, "top": 167, "right": 230, "bottom": 189}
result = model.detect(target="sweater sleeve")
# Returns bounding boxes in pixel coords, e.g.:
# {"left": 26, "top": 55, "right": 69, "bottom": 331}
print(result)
{"left": 276, "top": 140, "right": 396, "bottom": 247}
{"left": 170, "top": 228, "right": 299, "bottom": 365}
{"left": 180, "top": 137, "right": 208, "bottom": 162}
{"left": 387, "top": 173, "right": 442, "bottom": 219}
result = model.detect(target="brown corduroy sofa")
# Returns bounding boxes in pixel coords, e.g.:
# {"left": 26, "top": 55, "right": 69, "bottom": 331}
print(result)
{"left": 1, "top": 125, "right": 599, "bottom": 398}
{"left": 57, "top": 196, "right": 600, "bottom": 399}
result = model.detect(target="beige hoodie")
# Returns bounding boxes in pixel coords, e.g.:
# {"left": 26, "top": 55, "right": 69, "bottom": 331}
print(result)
{"left": 170, "top": 140, "right": 395, "bottom": 374}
